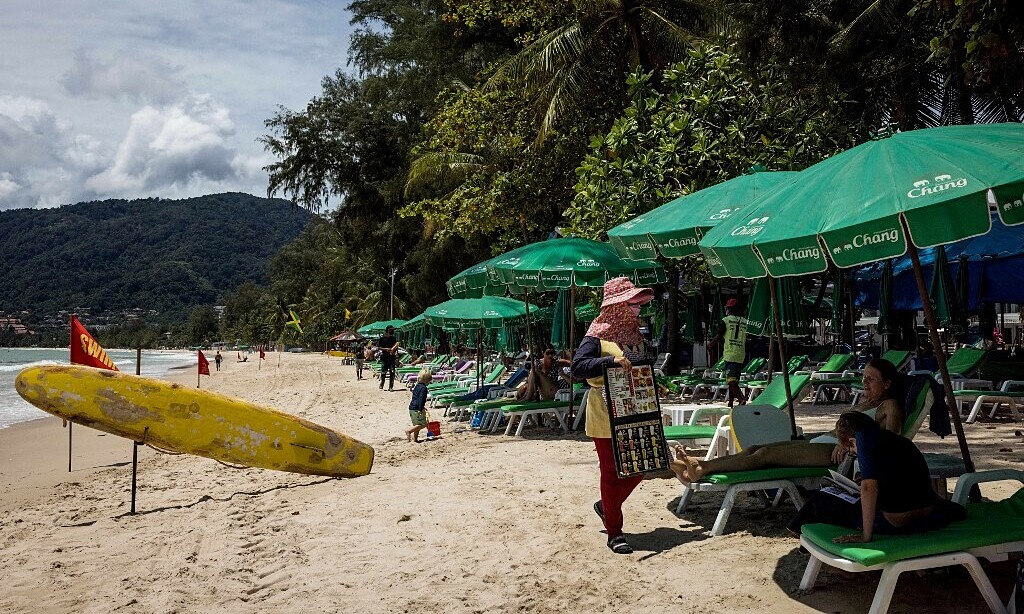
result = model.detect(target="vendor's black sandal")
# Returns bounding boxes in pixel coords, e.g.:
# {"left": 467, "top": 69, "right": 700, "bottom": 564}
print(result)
{"left": 593, "top": 501, "right": 604, "bottom": 522}
{"left": 607, "top": 535, "right": 633, "bottom": 554}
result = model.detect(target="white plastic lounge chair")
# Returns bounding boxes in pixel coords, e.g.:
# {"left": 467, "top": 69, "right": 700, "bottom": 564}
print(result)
{"left": 799, "top": 469, "right": 1024, "bottom": 614}
{"left": 954, "top": 380, "right": 1024, "bottom": 423}
{"left": 500, "top": 388, "right": 585, "bottom": 436}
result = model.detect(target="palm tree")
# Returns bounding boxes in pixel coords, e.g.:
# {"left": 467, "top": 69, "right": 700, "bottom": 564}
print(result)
{"left": 487, "top": 0, "right": 723, "bottom": 143}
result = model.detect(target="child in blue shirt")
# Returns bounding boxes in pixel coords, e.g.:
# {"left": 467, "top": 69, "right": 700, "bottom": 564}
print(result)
{"left": 406, "top": 369, "right": 431, "bottom": 442}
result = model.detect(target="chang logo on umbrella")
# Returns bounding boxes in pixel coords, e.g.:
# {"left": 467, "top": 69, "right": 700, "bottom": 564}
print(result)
{"left": 628, "top": 240, "right": 654, "bottom": 251}
{"left": 663, "top": 236, "right": 698, "bottom": 248}
{"left": 730, "top": 216, "right": 771, "bottom": 237}
{"left": 907, "top": 174, "right": 968, "bottom": 198}
{"left": 620, "top": 217, "right": 645, "bottom": 229}
{"left": 497, "top": 257, "right": 521, "bottom": 266}
{"left": 483, "top": 310, "right": 500, "bottom": 317}
{"left": 765, "top": 246, "right": 820, "bottom": 264}
{"left": 576, "top": 258, "right": 601, "bottom": 267}
{"left": 708, "top": 207, "right": 739, "bottom": 221}
{"left": 1000, "top": 193, "right": 1024, "bottom": 212}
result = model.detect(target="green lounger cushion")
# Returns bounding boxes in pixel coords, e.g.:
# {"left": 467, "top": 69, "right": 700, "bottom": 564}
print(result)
{"left": 700, "top": 466, "right": 831, "bottom": 485}
{"left": 754, "top": 374, "right": 812, "bottom": 409}
{"left": 663, "top": 425, "right": 718, "bottom": 440}
{"left": 812, "top": 377, "right": 861, "bottom": 387}
{"left": 953, "top": 389, "right": 1024, "bottom": 397}
{"left": 802, "top": 489, "right": 1024, "bottom": 567}
{"left": 882, "top": 350, "right": 912, "bottom": 369}
{"left": 817, "top": 354, "right": 854, "bottom": 373}
{"left": 945, "top": 347, "right": 987, "bottom": 375}
{"left": 500, "top": 399, "right": 577, "bottom": 413}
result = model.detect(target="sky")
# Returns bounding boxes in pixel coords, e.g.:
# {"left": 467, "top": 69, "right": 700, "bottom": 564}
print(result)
{"left": 0, "top": 0, "right": 356, "bottom": 210}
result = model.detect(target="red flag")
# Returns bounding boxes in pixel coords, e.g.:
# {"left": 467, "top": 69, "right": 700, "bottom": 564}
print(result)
{"left": 259, "top": 345, "right": 266, "bottom": 360}
{"left": 198, "top": 350, "right": 211, "bottom": 376}
{"left": 70, "top": 315, "right": 118, "bottom": 371}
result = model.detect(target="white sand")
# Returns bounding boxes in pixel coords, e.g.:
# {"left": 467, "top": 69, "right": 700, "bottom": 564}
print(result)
{"left": 1, "top": 353, "right": 1022, "bottom": 612}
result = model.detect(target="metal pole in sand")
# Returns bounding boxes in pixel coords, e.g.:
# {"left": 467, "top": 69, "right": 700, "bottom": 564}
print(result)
{"left": 130, "top": 441, "right": 141, "bottom": 514}
{"left": 67, "top": 422, "right": 72, "bottom": 472}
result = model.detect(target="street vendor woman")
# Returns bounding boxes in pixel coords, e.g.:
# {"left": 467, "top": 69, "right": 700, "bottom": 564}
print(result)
{"left": 572, "top": 277, "right": 654, "bottom": 555}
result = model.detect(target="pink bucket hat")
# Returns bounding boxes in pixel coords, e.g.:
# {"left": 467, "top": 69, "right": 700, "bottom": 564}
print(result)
{"left": 601, "top": 277, "right": 654, "bottom": 308}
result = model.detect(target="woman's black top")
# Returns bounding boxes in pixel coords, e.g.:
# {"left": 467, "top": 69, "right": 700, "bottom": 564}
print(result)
{"left": 856, "top": 428, "right": 937, "bottom": 513}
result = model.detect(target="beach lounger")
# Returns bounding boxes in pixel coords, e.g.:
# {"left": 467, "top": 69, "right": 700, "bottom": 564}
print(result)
{"left": 662, "top": 375, "right": 812, "bottom": 450}
{"left": 954, "top": 379, "right": 1024, "bottom": 423}
{"left": 676, "top": 374, "right": 934, "bottom": 536}
{"left": 799, "top": 469, "right": 1024, "bottom": 614}
{"left": 740, "top": 355, "right": 809, "bottom": 399}
{"left": 431, "top": 365, "right": 508, "bottom": 412}
{"left": 688, "top": 358, "right": 767, "bottom": 401}
{"left": 808, "top": 354, "right": 857, "bottom": 404}
{"left": 653, "top": 353, "right": 671, "bottom": 377}
{"left": 498, "top": 387, "right": 586, "bottom": 436}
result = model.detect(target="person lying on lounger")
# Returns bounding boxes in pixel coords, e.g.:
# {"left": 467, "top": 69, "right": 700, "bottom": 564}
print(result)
{"left": 787, "top": 411, "right": 965, "bottom": 542}
{"left": 670, "top": 358, "right": 904, "bottom": 483}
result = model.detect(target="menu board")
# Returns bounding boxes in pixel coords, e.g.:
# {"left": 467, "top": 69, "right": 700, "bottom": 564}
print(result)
{"left": 602, "top": 362, "right": 669, "bottom": 478}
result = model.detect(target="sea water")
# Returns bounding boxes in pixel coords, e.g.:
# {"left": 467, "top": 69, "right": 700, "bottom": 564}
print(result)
{"left": 0, "top": 348, "right": 195, "bottom": 429}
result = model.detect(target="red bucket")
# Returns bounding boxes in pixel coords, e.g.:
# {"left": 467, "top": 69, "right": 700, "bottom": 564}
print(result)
{"left": 426, "top": 421, "right": 441, "bottom": 438}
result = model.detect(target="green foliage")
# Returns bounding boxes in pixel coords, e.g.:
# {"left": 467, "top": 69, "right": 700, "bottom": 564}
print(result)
{"left": 487, "top": 0, "right": 721, "bottom": 143}
{"left": 186, "top": 305, "right": 220, "bottom": 345}
{"left": 441, "top": 0, "right": 570, "bottom": 44}
{"left": 401, "top": 84, "right": 590, "bottom": 250}
{"left": 0, "top": 193, "right": 309, "bottom": 322}
{"left": 566, "top": 44, "right": 862, "bottom": 240}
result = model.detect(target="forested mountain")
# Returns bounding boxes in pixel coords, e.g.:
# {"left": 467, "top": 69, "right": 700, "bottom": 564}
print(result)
{"left": 0, "top": 193, "right": 310, "bottom": 321}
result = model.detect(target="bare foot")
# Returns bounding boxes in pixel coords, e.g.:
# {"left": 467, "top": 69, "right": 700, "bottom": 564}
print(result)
{"left": 406, "top": 431, "right": 413, "bottom": 442}
{"left": 669, "top": 445, "right": 701, "bottom": 483}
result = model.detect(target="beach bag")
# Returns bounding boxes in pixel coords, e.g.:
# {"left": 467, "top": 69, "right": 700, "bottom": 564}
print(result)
{"left": 470, "top": 409, "right": 484, "bottom": 429}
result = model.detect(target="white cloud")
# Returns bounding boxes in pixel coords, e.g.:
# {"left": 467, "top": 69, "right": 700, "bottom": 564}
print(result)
{"left": 85, "top": 94, "right": 240, "bottom": 194}
{"left": 61, "top": 50, "right": 187, "bottom": 104}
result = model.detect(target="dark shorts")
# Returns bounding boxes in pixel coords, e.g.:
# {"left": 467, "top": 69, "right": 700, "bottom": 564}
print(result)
{"left": 723, "top": 361, "right": 743, "bottom": 382}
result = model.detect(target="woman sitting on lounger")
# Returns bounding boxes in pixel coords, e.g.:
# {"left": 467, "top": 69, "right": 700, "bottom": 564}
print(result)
{"left": 671, "top": 358, "right": 904, "bottom": 483}
{"left": 788, "top": 411, "right": 965, "bottom": 541}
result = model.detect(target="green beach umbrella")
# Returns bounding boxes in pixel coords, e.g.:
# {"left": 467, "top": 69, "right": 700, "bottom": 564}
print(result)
{"left": 607, "top": 170, "right": 799, "bottom": 260}
{"left": 877, "top": 260, "right": 896, "bottom": 337}
{"left": 955, "top": 255, "right": 970, "bottom": 316}
{"left": 699, "top": 123, "right": 1024, "bottom": 472}
{"left": 746, "top": 277, "right": 808, "bottom": 338}
{"left": 930, "top": 245, "right": 966, "bottom": 333}
{"left": 700, "top": 123, "right": 1024, "bottom": 280}
{"left": 487, "top": 237, "right": 667, "bottom": 291}
{"left": 682, "top": 294, "right": 703, "bottom": 343}
{"left": 423, "top": 297, "right": 535, "bottom": 330}
{"left": 446, "top": 260, "right": 509, "bottom": 299}
{"left": 550, "top": 288, "right": 571, "bottom": 350}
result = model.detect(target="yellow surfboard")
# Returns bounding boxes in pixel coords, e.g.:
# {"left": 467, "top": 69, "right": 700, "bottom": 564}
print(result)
{"left": 15, "top": 365, "right": 373, "bottom": 478}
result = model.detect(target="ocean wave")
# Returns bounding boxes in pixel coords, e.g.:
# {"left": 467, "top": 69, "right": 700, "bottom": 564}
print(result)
{"left": 0, "top": 360, "right": 63, "bottom": 372}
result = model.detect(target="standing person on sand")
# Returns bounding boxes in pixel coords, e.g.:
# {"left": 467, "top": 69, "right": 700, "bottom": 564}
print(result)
{"left": 378, "top": 326, "right": 400, "bottom": 391}
{"left": 354, "top": 342, "right": 366, "bottom": 380}
{"left": 572, "top": 277, "right": 654, "bottom": 555}
{"left": 711, "top": 298, "right": 747, "bottom": 407}
{"left": 406, "top": 369, "right": 431, "bottom": 442}
{"left": 215, "top": 350, "right": 223, "bottom": 372}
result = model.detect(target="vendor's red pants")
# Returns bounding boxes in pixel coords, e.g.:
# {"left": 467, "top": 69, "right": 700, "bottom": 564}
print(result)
{"left": 594, "top": 437, "right": 644, "bottom": 539}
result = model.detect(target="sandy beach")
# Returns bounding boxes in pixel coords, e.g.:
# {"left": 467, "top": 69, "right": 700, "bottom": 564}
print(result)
{"left": 1, "top": 353, "right": 1022, "bottom": 613}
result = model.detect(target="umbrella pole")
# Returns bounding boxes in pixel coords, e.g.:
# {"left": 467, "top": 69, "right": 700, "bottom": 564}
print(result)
{"left": 568, "top": 284, "right": 576, "bottom": 427}
{"left": 768, "top": 276, "right": 798, "bottom": 439}
{"left": 903, "top": 233, "right": 975, "bottom": 473}
{"left": 524, "top": 289, "right": 533, "bottom": 355}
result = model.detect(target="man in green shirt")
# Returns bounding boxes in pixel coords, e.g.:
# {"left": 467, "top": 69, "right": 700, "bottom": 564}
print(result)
{"left": 711, "top": 298, "right": 747, "bottom": 406}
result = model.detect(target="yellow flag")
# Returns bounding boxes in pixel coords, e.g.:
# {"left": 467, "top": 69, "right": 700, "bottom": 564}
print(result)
{"left": 344, "top": 309, "right": 352, "bottom": 320}
{"left": 286, "top": 310, "right": 303, "bottom": 334}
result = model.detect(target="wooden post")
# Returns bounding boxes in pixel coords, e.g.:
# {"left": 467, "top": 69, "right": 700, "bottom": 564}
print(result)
{"left": 768, "top": 276, "right": 798, "bottom": 439}
{"left": 67, "top": 422, "right": 72, "bottom": 472}
{"left": 136, "top": 346, "right": 142, "bottom": 375}
{"left": 902, "top": 218, "right": 975, "bottom": 473}
{"left": 130, "top": 441, "right": 141, "bottom": 514}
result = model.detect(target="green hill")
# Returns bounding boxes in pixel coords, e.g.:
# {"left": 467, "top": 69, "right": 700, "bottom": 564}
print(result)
{"left": 0, "top": 193, "right": 310, "bottom": 321}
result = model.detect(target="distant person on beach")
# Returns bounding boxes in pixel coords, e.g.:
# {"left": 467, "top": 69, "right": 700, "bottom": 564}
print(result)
{"left": 215, "top": 351, "right": 223, "bottom": 371}
{"left": 516, "top": 345, "right": 570, "bottom": 401}
{"left": 406, "top": 369, "right": 431, "bottom": 442}
{"left": 378, "top": 326, "right": 400, "bottom": 391}
{"left": 710, "top": 298, "right": 747, "bottom": 407}
{"left": 572, "top": 277, "right": 654, "bottom": 555}
{"left": 355, "top": 344, "right": 366, "bottom": 380}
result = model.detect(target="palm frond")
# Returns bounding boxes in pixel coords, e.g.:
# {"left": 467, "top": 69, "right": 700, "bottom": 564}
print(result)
{"left": 829, "top": 0, "right": 906, "bottom": 52}
{"left": 404, "top": 151, "right": 487, "bottom": 199}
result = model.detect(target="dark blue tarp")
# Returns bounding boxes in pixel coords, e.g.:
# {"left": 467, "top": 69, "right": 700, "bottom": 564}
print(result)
{"left": 856, "top": 217, "right": 1024, "bottom": 310}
